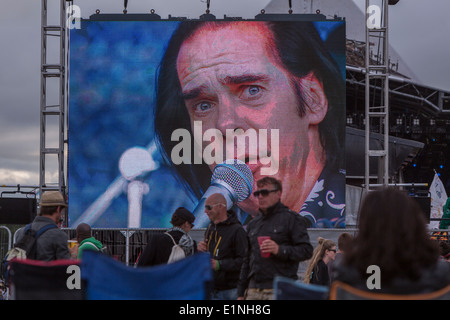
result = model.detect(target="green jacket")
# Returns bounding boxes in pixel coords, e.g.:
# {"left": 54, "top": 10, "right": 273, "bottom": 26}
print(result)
{"left": 77, "top": 237, "right": 103, "bottom": 259}
{"left": 439, "top": 198, "right": 450, "bottom": 230}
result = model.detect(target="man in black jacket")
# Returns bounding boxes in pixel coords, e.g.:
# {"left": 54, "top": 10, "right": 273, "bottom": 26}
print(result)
{"left": 238, "top": 177, "right": 313, "bottom": 300}
{"left": 198, "top": 193, "right": 248, "bottom": 300}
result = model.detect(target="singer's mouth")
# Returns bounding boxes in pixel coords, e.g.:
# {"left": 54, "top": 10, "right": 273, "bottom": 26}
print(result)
{"left": 241, "top": 151, "right": 271, "bottom": 164}
{"left": 242, "top": 153, "right": 272, "bottom": 175}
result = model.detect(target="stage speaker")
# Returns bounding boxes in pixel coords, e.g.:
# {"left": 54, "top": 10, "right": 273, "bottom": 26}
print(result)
{"left": 410, "top": 196, "right": 431, "bottom": 223}
{"left": 0, "top": 198, "right": 37, "bottom": 224}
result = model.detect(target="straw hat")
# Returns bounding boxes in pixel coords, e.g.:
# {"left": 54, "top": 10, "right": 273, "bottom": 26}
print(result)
{"left": 40, "top": 191, "right": 68, "bottom": 207}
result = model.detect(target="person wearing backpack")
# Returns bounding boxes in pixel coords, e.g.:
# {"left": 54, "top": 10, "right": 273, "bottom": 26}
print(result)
{"left": 75, "top": 223, "right": 103, "bottom": 259}
{"left": 136, "top": 207, "right": 196, "bottom": 267}
{"left": 14, "top": 191, "right": 72, "bottom": 261}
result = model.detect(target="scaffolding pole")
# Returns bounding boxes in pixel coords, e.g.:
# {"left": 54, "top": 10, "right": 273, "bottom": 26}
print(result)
{"left": 40, "top": 0, "right": 71, "bottom": 197}
{"left": 365, "top": 0, "right": 390, "bottom": 191}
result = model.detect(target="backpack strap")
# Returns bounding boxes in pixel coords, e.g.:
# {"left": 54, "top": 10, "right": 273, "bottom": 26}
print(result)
{"left": 23, "top": 224, "right": 32, "bottom": 234}
{"left": 35, "top": 224, "right": 58, "bottom": 238}
{"left": 82, "top": 241, "right": 100, "bottom": 251}
{"left": 164, "top": 232, "right": 177, "bottom": 246}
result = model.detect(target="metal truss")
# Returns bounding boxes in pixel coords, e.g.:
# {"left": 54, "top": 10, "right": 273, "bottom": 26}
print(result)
{"left": 40, "top": 0, "right": 71, "bottom": 196}
{"left": 364, "top": 0, "right": 390, "bottom": 191}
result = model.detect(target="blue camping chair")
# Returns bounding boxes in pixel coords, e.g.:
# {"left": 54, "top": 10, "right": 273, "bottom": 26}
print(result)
{"left": 8, "top": 259, "right": 84, "bottom": 300}
{"left": 274, "top": 276, "right": 329, "bottom": 300}
{"left": 81, "top": 251, "right": 213, "bottom": 300}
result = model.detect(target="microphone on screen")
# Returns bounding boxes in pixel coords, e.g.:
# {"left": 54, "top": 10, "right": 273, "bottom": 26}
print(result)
{"left": 192, "top": 159, "right": 254, "bottom": 228}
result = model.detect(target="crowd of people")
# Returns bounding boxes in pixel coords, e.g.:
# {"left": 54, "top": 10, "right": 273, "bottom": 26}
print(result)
{"left": 2, "top": 183, "right": 450, "bottom": 300}
{"left": 136, "top": 176, "right": 314, "bottom": 300}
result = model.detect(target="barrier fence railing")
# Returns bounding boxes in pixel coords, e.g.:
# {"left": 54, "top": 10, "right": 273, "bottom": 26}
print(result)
{"left": 61, "top": 228, "right": 170, "bottom": 266}
{"left": 0, "top": 226, "right": 12, "bottom": 261}
{"left": 1, "top": 226, "right": 450, "bottom": 267}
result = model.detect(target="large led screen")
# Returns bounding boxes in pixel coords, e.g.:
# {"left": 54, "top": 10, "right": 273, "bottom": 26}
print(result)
{"left": 68, "top": 19, "right": 346, "bottom": 229}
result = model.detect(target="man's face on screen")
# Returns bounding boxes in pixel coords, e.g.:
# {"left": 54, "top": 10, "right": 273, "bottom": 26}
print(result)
{"left": 176, "top": 22, "right": 325, "bottom": 215}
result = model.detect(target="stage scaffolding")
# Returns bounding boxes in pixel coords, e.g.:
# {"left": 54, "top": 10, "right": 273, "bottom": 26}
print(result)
{"left": 364, "top": 0, "right": 390, "bottom": 191}
{"left": 39, "top": 0, "right": 448, "bottom": 214}
{"left": 40, "top": 0, "right": 71, "bottom": 197}
{"left": 38, "top": 0, "right": 398, "bottom": 197}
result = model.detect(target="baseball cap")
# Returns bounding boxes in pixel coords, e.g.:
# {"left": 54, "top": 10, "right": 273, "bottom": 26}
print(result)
{"left": 40, "top": 191, "right": 68, "bottom": 207}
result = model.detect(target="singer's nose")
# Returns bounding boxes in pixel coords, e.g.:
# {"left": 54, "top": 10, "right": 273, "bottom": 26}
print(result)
{"left": 215, "top": 98, "right": 247, "bottom": 136}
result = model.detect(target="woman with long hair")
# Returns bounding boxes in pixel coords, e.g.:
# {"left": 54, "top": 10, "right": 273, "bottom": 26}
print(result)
{"left": 304, "top": 237, "right": 336, "bottom": 286}
{"left": 334, "top": 187, "right": 450, "bottom": 294}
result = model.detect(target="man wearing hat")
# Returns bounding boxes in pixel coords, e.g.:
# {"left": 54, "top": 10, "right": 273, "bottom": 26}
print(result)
{"left": 136, "top": 207, "right": 197, "bottom": 266}
{"left": 15, "top": 191, "right": 72, "bottom": 261}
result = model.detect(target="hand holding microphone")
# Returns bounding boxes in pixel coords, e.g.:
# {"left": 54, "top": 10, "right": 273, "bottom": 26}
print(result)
{"left": 192, "top": 159, "right": 254, "bottom": 228}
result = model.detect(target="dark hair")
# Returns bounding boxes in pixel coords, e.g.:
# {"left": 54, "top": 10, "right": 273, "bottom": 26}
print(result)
{"left": 39, "top": 205, "right": 59, "bottom": 217}
{"left": 155, "top": 21, "right": 345, "bottom": 200}
{"left": 344, "top": 187, "right": 440, "bottom": 286}
{"left": 256, "top": 177, "right": 282, "bottom": 193}
{"left": 170, "top": 214, "right": 186, "bottom": 227}
{"left": 439, "top": 241, "right": 450, "bottom": 257}
{"left": 337, "top": 232, "right": 353, "bottom": 252}
{"left": 76, "top": 223, "right": 92, "bottom": 242}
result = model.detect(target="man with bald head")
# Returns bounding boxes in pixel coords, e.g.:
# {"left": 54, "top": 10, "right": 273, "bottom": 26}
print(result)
{"left": 198, "top": 193, "right": 248, "bottom": 300}
{"left": 76, "top": 223, "right": 103, "bottom": 259}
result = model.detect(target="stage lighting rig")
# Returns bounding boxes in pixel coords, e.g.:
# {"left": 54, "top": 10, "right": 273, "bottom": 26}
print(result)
{"left": 410, "top": 116, "right": 423, "bottom": 140}
{"left": 123, "top": 0, "right": 128, "bottom": 14}
{"left": 199, "top": 0, "right": 216, "bottom": 20}
{"left": 390, "top": 114, "right": 406, "bottom": 135}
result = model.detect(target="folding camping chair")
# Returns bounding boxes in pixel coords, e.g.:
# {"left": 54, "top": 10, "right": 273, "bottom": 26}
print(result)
{"left": 81, "top": 251, "right": 213, "bottom": 300}
{"left": 274, "top": 276, "right": 329, "bottom": 300}
{"left": 329, "top": 281, "right": 450, "bottom": 300}
{"left": 8, "top": 259, "right": 84, "bottom": 300}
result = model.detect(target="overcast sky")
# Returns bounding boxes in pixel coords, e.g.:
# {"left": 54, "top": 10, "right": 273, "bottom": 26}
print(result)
{"left": 0, "top": 0, "right": 449, "bottom": 189}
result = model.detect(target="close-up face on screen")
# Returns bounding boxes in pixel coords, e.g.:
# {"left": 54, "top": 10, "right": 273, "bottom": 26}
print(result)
{"left": 68, "top": 19, "right": 346, "bottom": 229}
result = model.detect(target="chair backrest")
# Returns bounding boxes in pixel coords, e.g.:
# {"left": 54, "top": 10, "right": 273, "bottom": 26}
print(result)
{"left": 274, "top": 276, "right": 329, "bottom": 300}
{"left": 329, "top": 281, "right": 450, "bottom": 300}
{"left": 8, "top": 259, "right": 83, "bottom": 300}
{"left": 81, "top": 250, "right": 213, "bottom": 300}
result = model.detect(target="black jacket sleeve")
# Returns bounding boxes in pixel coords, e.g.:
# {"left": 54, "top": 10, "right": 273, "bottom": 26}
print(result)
{"left": 276, "top": 213, "right": 313, "bottom": 262}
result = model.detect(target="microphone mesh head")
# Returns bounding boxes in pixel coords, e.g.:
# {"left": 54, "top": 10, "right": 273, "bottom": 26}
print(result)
{"left": 211, "top": 159, "right": 253, "bottom": 202}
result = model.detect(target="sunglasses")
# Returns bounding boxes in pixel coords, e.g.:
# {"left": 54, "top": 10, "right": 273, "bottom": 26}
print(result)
{"left": 253, "top": 189, "right": 279, "bottom": 197}
{"left": 205, "top": 203, "right": 226, "bottom": 211}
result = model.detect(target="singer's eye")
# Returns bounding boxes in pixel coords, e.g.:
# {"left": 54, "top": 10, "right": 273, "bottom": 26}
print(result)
{"left": 192, "top": 101, "right": 213, "bottom": 114}
{"left": 239, "top": 85, "right": 264, "bottom": 101}
{"left": 248, "top": 86, "right": 260, "bottom": 95}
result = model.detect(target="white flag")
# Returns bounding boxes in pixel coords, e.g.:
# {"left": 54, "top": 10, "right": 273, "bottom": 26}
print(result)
{"left": 428, "top": 173, "right": 448, "bottom": 229}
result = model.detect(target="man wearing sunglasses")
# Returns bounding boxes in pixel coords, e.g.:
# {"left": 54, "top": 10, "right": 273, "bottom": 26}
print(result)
{"left": 197, "top": 193, "right": 248, "bottom": 300}
{"left": 238, "top": 177, "right": 313, "bottom": 300}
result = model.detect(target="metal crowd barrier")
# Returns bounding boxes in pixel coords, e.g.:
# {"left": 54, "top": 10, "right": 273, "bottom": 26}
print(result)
{"left": 1, "top": 226, "right": 450, "bottom": 267}
{"left": 61, "top": 228, "right": 169, "bottom": 266}
{"left": 0, "top": 226, "right": 12, "bottom": 261}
